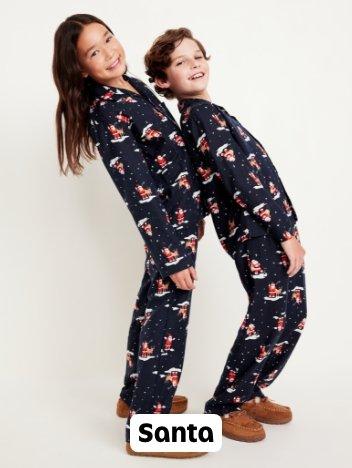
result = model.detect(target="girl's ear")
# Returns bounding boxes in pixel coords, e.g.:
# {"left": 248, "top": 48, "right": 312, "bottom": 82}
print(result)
{"left": 154, "top": 76, "right": 170, "bottom": 90}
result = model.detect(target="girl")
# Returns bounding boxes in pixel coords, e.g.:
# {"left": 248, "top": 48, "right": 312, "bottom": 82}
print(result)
{"left": 144, "top": 27, "right": 307, "bottom": 443}
{"left": 52, "top": 15, "right": 208, "bottom": 458}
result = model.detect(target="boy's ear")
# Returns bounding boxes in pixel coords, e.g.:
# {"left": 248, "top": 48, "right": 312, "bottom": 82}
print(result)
{"left": 154, "top": 76, "right": 170, "bottom": 90}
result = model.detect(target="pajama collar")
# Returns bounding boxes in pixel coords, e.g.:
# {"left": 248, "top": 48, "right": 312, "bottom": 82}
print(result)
{"left": 178, "top": 97, "right": 227, "bottom": 115}
{"left": 85, "top": 73, "right": 178, "bottom": 126}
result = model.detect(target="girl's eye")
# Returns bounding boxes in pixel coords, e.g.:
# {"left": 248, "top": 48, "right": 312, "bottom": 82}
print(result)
{"left": 91, "top": 36, "right": 114, "bottom": 57}
{"left": 176, "top": 61, "right": 184, "bottom": 66}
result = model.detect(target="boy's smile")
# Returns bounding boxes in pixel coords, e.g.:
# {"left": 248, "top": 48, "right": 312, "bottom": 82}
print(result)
{"left": 155, "top": 37, "right": 211, "bottom": 101}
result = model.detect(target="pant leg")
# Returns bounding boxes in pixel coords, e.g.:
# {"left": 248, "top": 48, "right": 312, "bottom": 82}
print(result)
{"left": 252, "top": 263, "right": 307, "bottom": 393}
{"left": 204, "top": 234, "right": 294, "bottom": 415}
{"left": 119, "top": 262, "right": 153, "bottom": 405}
{"left": 125, "top": 235, "right": 199, "bottom": 443}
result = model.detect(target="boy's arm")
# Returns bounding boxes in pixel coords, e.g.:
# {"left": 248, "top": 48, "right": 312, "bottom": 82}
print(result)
{"left": 89, "top": 105, "right": 196, "bottom": 279}
{"left": 182, "top": 104, "right": 296, "bottom": 244}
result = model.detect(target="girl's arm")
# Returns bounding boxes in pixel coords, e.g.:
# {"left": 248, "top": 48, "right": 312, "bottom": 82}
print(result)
{"left": 181, "top": 104, "right": 296, "bottom": 244}
{"left": 89, "top": 103, "right": 196, "bottom": 279}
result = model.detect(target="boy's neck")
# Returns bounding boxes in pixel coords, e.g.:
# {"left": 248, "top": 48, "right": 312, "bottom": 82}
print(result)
{"left": 177, "top": 90, "right": 212, "bottom": 102}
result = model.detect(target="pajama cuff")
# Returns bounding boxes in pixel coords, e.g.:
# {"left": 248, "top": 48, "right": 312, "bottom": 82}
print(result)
{"left": 157, "top": 250, "right": 196, "bottom": 280}
{"left": 270, "top": 220, "right": 297, "bottom": 244}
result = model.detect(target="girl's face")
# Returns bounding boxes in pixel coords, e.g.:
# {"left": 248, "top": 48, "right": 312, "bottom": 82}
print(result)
{"left": 76, "top": 22, "right": 127, "bottom": 85}
{"left": 156, "top": 37, "right": 209, "bottom": 99}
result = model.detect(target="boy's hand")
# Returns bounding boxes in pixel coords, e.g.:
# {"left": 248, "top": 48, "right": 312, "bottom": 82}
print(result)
{"left": 280, "top": 237, "right": 306, "bottom": 277}
{"left": 170, "top": 266, "right": 198, "bottom": 290}
{"left": 198, "top": 219, "right": 205, "bottom": 240}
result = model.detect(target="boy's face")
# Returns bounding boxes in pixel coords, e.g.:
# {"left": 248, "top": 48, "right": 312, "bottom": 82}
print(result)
{"left": 157, "top": 37, "right": 209, "bottom": 99}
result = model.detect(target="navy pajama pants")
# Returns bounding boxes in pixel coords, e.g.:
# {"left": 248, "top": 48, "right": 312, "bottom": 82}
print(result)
{"left": 203, "top": 204, "right": 307, "bottom": 415}
{"left": 119, "top": 214, "right": 307, "bottom": 442}
{"left": 119, "top": 228, "right": 199, "bottom": 443}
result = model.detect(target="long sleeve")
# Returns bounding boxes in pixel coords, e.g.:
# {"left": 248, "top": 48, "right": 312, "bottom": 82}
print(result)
{"left": 182, "top": 104, "right": 296, "bottom": 243}
{"left": 89, "top": 106, "right": 196, "bottom": 279}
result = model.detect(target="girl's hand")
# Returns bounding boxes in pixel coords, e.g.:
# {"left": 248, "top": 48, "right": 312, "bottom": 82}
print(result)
{"left": 280, "top": 237, "right": 306, "bottom": 277}
{"left": 198, "top": 219, "right": 205, "bottom": 241}
{"left": 170, "top": 266, "right": 198, "bottom": 290}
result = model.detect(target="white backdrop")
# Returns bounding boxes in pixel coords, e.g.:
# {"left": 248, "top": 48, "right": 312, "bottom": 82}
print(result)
{"left": 1, "top": 1, "right": 351, "bottom": 467}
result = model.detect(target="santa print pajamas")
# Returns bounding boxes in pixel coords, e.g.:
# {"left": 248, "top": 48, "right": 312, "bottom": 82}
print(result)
{"left": 178, "top": 98, "right": 307, "bottom": 415}
{"left": 86, "top": 74, "right": 204, "bottom": 442}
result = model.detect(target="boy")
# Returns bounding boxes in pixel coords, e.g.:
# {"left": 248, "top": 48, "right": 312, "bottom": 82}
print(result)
{"left": 144, "top": 28, "right": 307, "bottom": 443}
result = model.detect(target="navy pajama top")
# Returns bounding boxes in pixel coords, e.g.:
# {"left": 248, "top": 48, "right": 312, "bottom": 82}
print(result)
{"left": 178, "top": 98, "right": 298, "bottom": 244}
{"left": 86, "top": 74, "right": 207, "bottom": 279}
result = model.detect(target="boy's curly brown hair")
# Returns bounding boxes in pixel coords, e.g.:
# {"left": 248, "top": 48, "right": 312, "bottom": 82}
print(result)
{"left": 144, "top": 27, "right": 210, "bottom": 100}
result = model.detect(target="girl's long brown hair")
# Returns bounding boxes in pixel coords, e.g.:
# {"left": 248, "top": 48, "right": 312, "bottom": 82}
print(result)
{"left": 52, "top": 14, "right": 113, "bottom": 176}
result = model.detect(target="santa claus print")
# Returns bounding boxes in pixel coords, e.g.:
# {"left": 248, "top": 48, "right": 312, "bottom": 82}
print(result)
{"left": 291, "top": 286, "right": 304, "bottom": 304}
{"left": 273, "top": 312, "right": 286, "bottom": 331}
{"left": 269, "top": 181, "right": 281, "bottom": 200}
{"left": 192, "top": 189, "right": 202, "bottom": 206}
{"left": 253, "top": 203, "right": 271, "bottom": 222}
{"left": 283, "top": 198, "right": 293, "bottom": 216}
{"left": 139, "top": 340, "right": 155, "bottom": 361}
{"left": 244, "top": 323, "right": 260, "bottom": 340}
{"left": 161, "top": 333, "right": 175, "bottom": 354}
{"left": 155, "top": 153, "right": 172, "bottom": 173}
{"left": 294, "top": 318, "right": 306, "bottom": 333}
{"left": 216, "top": 143, "right": 236, "bottom": 161}
{"left": 153, "top": 107, "right": 168, "bottom": 122}
{"left": 273, "top": 341, "right": 289, "bottom": 355}
{"left": 228, "top": 218, "right": 238, "bottom": 238}
{"left": 135, "top": 184, "right": 157, "bottom": 203}
{"left": 197, "top": 166, "right": 218, "bottom": 184}
{"left": 126, "top": 350, "right": 134, "bottom": 368}
{"left": 225, "top": 367, "right": 239, "bottom": 384}
{"left": 196, "top": 132, "right": 210, "bottom": 153}
{"left": 173, "top": 301, "right": 190, "bottom": 320}
{"left": 211, "top": 112, "right": 228, "bottom": 130}
{"left": 264, "top": 282, "right": 285, "bottom": 301}
{"left": 255, "top": 345, "right": 270, "bottom": 363}
{"left": 155, "top": 278, "right": 171, "bottom": 297}
{"left": 263, "top": 369, "right": 278, "bottom": 382}
{"left": 180, "top": 106, "right": 191, "bottom": 124}
{"left": 108, "top": 124, "right": 130, "bottom": 142}
{"left": 248, "top": 172, "right": 263, "bottom": 189}
{"left": 173, "top": 207, "right": 189, "bottom": 228}
{"left": 141, "top": 123, "right": 162, "bottom": 141}
{"left": 255, "top": 141, "right": 268, "bottom": 157}
{"left": 115, "top": 111, "right": 132, "bottom": 126}
{"left": 243, "top": 255, "right": 268, "bottom": 279}
{"left": 183, "top": 234, "right": 198, "bottom": 253}
{"left": 169, "top": 131, "right": 185, "bottom": 146}
{"left": 277, "top": 250, "right": 289, "bottom": 268}
{"left": 137, "top": 217, "right": 152, "bottom": 236}
{"left": 153, "top": 401, "right": 166, "bottom": 414}
{"left": 247, "top": 153, "right": 261, "bottom": 170}
{"left": 233, "top": 190, "right": 248, "bottom": 208}
{"left": 236, "top": 125, "right": 251, "bottom": 141}
{"left": 116, "top": 95, "right": 137, "bottom": 104}
{"left": 137, "top": 309, "right": 153, "bottom": 327}
{"left": 109, "top": 155, "right": 125, "bottom": 174}
{"left": 172, "top": 172, "right": 191, "bottom": 190}
{"left": 162, "top": 246, "right": 185, "bottom": 266}
{"left": 153, "top": 367, "right": 181, "bottom": 388}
